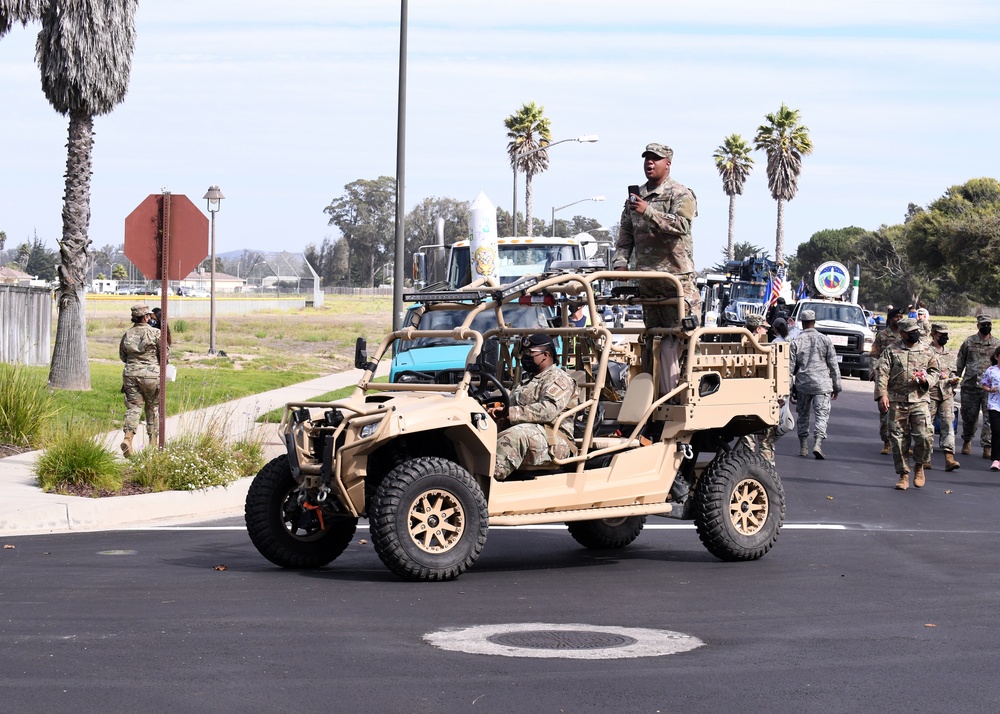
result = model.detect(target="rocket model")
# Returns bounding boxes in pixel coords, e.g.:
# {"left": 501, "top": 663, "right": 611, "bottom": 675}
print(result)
{"left": 468, "top": 192, "right": 499, "bottom": 286}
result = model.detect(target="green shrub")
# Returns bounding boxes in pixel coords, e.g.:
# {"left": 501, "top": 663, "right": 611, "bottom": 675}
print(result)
{"left": 0, "top": 362, "right": 57, "bottom": 447}
{"left": 123, "top": 426, "right": 258, "bottom": 491}
{"left": 35, "top": 428, "right": 123, "bottom": 493}
{"left": 173, "top": 319, "right": 189, "bottom": 333}
{"left": 255, "top": 330, "right": 267, "bottom": 339}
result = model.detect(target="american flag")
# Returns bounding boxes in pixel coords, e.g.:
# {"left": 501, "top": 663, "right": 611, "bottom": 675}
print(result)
{"left": 767, "top": 268, "right": 785, "bottom": 307}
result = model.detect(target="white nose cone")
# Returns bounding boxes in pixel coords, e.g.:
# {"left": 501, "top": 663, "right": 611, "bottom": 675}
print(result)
{"left": 468, "top": 192, "right": 499, "bottom": 286}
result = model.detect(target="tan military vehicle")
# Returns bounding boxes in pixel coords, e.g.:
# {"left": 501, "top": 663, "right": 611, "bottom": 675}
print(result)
{"left": 245, "top": 266, "right": 790, "bottom": 581}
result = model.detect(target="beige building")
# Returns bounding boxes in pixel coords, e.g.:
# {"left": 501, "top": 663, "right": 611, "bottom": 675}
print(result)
{"left": 179, "top": 268, "right": 246, "bottom": 293}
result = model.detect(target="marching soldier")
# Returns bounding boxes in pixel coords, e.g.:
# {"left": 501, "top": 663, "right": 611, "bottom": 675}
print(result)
{"left": 871, "top": 307, "right": 903, "bottom": 454}
{"left": 925, "top": 323, "right": 961, "bottom": 472}
{"left": 956, "top": 315, "right": 1000, "bottom": 459}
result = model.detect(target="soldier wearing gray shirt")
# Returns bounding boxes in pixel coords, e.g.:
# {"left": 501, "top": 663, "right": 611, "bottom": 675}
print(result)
{"left": 789, "top": 309, "right": 842, "bottom": 459}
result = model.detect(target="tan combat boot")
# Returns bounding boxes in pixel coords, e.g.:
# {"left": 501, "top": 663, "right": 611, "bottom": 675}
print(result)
{"left": 945, "top": 452, "right": 961, "bottom": 471}
{"left": 913, "top": 463, "right": 926, "bottom": 488}
{"left": 895, "top": 471, "right": 910, "bottom": 490}
{"left": 799, "top": 437, "right": 809, "bottom": 457}
{"left": 985, "top": 446, "right": 992, "bottom": 460}
{"left": 813, "top": 437, "right": 826, "bottom": 460}
{"left": 880, "top": 441, "right": 891, "bottom": 455}
{"left": 962, "top": 440, "right": 972, "bottom": 455}
{"left": 120, "top": 431, "right": 135, "bottom": 458}
{"left": 923, "top": 461, "right": 932, "bottom": 470}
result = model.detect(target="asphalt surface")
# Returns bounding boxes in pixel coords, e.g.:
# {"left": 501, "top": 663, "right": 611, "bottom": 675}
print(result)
{"left": 3, "top": 381, "right": 1000, "bottom": 713}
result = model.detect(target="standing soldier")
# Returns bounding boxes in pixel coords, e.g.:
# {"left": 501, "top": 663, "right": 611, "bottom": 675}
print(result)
{"left": 870, "top": 307, "right": 903, "bottom": 454}
{"left": 875, "top": 317, "right": 940, "bottom": 490}
{"left": 956, "top": 315, "right": 1000, "bottom": 459}
{"left": 119, "top": 304, "right": 161, "bottom": 457}
{"left": 925, "top": 323, "right": 961, "bottom": 472}
{"left": 790, "top": 309, "right": 841, "bottom": 459}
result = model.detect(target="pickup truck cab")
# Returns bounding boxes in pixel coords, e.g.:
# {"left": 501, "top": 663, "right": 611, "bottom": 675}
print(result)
{"left": 790, "top": 299, "right": 875, "bottom": 380}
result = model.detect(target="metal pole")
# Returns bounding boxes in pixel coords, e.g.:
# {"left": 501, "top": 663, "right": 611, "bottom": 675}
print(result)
{"left": 512, "top": 163, "right": 518, "bottom": 237}
{"left": 158, "top": 192, "right": 171, "bottom": 449}
{"left": 209, "top": 211, "right": 217, "bottom": 354}
{"left": 391, "top": 0, "right": 408, "bottom": 331}
{"left": 551, "top": 205, "right": 556, "bottom": 238}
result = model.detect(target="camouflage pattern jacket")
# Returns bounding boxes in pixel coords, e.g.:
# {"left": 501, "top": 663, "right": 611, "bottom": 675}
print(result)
{"left": 869, "top": 326, "right": 899, "bottom": 362}
{"left": 929, "top": 344, "right": 959, "bottom": 401}
{"left": 119, "top": 324, "right": 161, "bottom": 378}
{"left": 508, "top": 365, "right": 579, "bottom": 443}
{"left": 875, "top": 341, "right": 940, "bottom": 404}
{"left": 956, "top": 332, "right": 1000, "bottom": 388}
{"left": 789, "top": 328, "right": 842, "bottom": 395}
{"left": 613, "top": 176, "right": 697, "bottom": 275}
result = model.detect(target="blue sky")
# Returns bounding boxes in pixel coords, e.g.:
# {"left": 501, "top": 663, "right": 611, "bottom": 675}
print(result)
{"left": 1, "top": 0, "right": 999, "bottom": 274}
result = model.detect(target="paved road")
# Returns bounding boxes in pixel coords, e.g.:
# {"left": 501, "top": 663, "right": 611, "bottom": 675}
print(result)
{"left": 3, "top": 382, "right": 1000, "bottom": 713}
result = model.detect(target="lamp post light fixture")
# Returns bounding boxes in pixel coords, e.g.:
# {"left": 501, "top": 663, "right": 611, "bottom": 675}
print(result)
{"left": 203, "top": 185, "right": 224, "bottom": 354}
{"left": 550, "top": 196, "right": 605, "bottom": 238}
{"left": 512, "top": 134, "right": 598, "bottom": 237}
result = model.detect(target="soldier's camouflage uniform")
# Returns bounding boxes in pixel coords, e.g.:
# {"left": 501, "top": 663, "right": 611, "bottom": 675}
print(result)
{"left": 956, "top": 331, "right": 1000, "bottom": 449}
{"left": 789, "top": 328, "right": 842, "bottom": 441}
{"left": 120, "top": 322, "right": 162, "bottom": 443}
{"left": 929, "top": 340, "right": 959, "bottom": 455}
{"left": 870, "top": 326, "right": 901, "bottom": 444}
{"left": 875, "top": 340, "right": 940, "bottom": 474}
{"left": 917, "top": 319, "right": 932, "bottom": 343}
{"left": 613, "top": 176, "right": 700, "bottom": 328}
{"left": 494, "top": 365, "right": 579, "bottom": 480}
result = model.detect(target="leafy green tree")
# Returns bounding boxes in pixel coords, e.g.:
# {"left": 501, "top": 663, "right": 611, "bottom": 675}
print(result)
{"left": 504, "top": 101, "right": 552, "bottom": 237}
{"left": 305, "top": 236, "right": 350, "bottom": 287}
{"left": 713, "top": 134, "right": 754, "bottom": 261}
{"left": 324, "top": 176, "right": 396, "bottom": 287}
{"left": 786, "top": 226, "right": 866, "bottom": 282}
{"left": 1, "top": 0, "right": 138, "bottom": 389}
{"left": 111, "top": 263, "right": 127, "bottom": 280}
{"left": 24, "top": 235, "right": 57, "bottom": 280}
{"left": 754, "top": 104, "right": 813, "bottom": 264}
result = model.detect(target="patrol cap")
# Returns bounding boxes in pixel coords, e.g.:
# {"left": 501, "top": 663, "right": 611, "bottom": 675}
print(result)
{"left": 978, "top": 314, "right": 993, "bottom": 325}
{"left": 916, "top": 308, "right": 929, "bottom": 318}
{"left": 800, "top": 309, "right": 816, "bottom": 322}
{"left": 898, "top": 317, "right": 918, "bottom": 332}
{"left": 130, "top": 304, "right": 151, "bottom": 319}
{"left": 887, "top": 307, "right": 902, "bottom": 320}
{"left": 931, "top": 322, "right": 949, "bottom": 333}
{"left": 745, "top": 314, "right": 769, "bottom": 329}
{"left": 642, "top": 143, "right": 673, "bottom": 161}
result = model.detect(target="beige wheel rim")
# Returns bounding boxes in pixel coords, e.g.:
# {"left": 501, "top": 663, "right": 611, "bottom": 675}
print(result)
{"left": 407, "top": 488, "right": 466, "bottom": 554}
{"left": 729, "top": 478, "right": 769, "bottom": 536}
{"left": 601, "top": 517, "right": 629, "bottom": 527}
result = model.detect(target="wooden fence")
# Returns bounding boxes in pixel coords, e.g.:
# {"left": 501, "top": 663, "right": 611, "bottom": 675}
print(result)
{"left": 0, "top": 286, "right": 52, "bottom": 366}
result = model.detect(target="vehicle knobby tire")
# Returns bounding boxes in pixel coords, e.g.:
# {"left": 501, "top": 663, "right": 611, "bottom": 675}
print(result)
{"left": 370, "top": 456, "right": 488, "bottom": 582}
{"left": 693, "top": 448, "right": 784, "bottom": 561}
{"left": 567, "top": 516, "right": 646, "bottom": 550}
{"left": 245, "top": 456, "right": 358, "bottom": 569}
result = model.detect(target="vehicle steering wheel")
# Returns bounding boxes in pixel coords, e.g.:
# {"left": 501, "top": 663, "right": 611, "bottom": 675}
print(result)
{"left": 471, "top": 370, "right": 511, "bottom": 417}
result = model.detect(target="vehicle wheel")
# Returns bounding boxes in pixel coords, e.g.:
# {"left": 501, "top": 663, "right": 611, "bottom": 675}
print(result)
{"left": 370, "top": 457, "right": 488, "bottom": 581}
{"left": 694, "top": 449, "right": 784, "bottom": 561}
{"left": 567, "top": 516, "right": 646, "bottom": 550}
{"left": 858, "top": 369, "right": 870, "bottom": 381}
{"left": 245, "top": 456, "right": 358, "bottom": 569}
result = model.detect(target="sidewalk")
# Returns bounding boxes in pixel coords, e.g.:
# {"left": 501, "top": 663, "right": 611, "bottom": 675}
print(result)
{"left": 0, "top": 366, "right": 384, "bottom": 536}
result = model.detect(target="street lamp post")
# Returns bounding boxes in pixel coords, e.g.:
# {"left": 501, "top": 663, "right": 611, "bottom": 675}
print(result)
{"left": 203, "top": 185, "right": 224, "bottom": 354}
{"left": 550, "top": 196, "right": 605, "bottom": 238}
{"left": 511, "top": 134, "right": 598, "bottom": 236}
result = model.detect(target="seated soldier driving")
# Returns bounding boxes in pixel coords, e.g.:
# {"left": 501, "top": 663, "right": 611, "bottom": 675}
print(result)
{"left": 491, "top": 334, "right": 579, "bottom": 480}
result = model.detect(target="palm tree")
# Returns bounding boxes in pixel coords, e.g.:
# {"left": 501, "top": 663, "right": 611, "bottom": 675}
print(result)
{"left": 504, "top": 101, "right": 552, "bottom": 237}
{"left": 753, "top": 104, "right": 813, "bottom": 264}
{"left": 712, "top": 134, "right": 754, "bottom": 262}
{"left": 1, "top": 0, "right": 138, "bottom": 389}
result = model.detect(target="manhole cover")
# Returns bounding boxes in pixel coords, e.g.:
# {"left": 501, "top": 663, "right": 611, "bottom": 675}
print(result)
{"left": 488, "top": 630, "right": 637, "bottom": 650}
{"left": 425, "top": 622, "right": 704, "bottom": 659}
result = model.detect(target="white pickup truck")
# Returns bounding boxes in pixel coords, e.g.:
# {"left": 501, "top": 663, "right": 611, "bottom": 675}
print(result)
{"left": 790, "top": 299, "right": 875, "bottom": 380}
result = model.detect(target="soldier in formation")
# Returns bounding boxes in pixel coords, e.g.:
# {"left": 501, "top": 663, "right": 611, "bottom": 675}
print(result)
{"left": 926, "top": 323, "right": 961, "bottom": 472}
{"left": 875, "top": 317, "right": 940, "bottom": 490}
{"left": 870, "top": 307, "right": 903, "bottom": 454}
{"left": 119, "top": 304, "right": 162, "bottom": 457}
{"left": 790, "top": 309, "right": 841, "bottom": 459}
{"left": 491, "top": 334, "right": 579, "bottom": 480}
{"left": 956, "top": 315, "right": 1000, "bottom": 459}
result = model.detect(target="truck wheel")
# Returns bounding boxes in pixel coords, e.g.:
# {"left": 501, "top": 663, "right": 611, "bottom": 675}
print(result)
{"left": 370, "top": 457, "right": 488, "bottom": 581}
{"left": 245, "top": 456, "right": 358, "bottom": 569}
{"left": 567, "top": 516, "right": 646, "bottom": 549}
{"left": 694, "top": 449, "right": 784, "bottom": 561}
{"left": 858, "top": 369, "right": 871, "bottom": 381}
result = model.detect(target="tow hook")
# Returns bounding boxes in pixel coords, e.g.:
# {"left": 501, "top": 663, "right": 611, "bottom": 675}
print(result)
{"left": 301, "top": 499, "right": 327, "bottom": 531}
{"left": 680, "top": 442, "right": 694, "bottom": 460}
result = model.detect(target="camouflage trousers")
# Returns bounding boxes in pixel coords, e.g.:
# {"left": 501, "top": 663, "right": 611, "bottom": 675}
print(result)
{"left": 123, "top": 375, "right": 159, "bottom": 441}
{"left": 888, "top": 402, "right": 932, "bottom": 474}
{"left": 638, "top": 273, "right": 702, "bottom": 330}
{"left": 929, "top": 396, "right": 956, "bottom": 454}
{"left": 740, "top": 426, "right": 780, "bottom": 462}
{"left": 494, "top": 423, "right": 574, "bottom": 480}
{"left": 960, "top": 385, "right": 991, "bottom": 447}
{"left": 796, "top": 392, "right": 832, "bottom": 440}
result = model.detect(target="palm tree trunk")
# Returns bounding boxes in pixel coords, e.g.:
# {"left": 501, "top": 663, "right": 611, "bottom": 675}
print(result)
{"left": 727, "top": 194, "right": 736, "bottom": 261}
{"left": 48, "top": 111, "right": 93, "bottom": 391}
{"left": 524, "top": 172, "right": 534, "bottom": 237}
{"left": 775, "top": 198, "right": 785, "bottom": 264}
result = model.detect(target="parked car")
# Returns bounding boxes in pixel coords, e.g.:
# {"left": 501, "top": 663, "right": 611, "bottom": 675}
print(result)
{"left": 180, "top": 287, "right": 210, "bottom": 298}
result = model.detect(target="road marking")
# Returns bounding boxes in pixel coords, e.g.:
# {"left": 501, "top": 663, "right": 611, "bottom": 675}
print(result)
{"left": 119, "top": 522, "right": 848, "bottom": 532}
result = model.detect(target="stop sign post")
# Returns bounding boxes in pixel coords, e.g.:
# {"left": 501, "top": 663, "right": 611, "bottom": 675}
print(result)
{"left": 124, "top": 193, "right": 209, "bottom": 447}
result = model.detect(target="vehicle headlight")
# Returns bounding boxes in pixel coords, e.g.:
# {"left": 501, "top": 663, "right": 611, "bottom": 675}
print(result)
{"left": 864, "top": 336, "right": 874, "bottom": 352}
{"left": 396, "top": 373, "right": 430, "bottom": 384}
{"left": 360, "top": 422, "right": 380, "bottom": 439}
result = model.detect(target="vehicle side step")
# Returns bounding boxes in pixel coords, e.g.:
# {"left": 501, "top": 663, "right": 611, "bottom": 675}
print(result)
{"left": 490, "top": 502, "right": 672, "bottom": 526}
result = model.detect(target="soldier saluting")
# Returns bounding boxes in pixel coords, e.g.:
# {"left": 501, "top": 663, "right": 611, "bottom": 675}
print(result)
{"left": 875, "top": 317, "right": 940, "bottom": 490}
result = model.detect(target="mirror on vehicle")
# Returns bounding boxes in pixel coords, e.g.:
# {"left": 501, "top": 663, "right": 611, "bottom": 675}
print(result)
{"left": 476, "top": 337, "right": 501, "bottom": 375}
{"left": 354, "top": 337, "right": 368, "bottom": 370}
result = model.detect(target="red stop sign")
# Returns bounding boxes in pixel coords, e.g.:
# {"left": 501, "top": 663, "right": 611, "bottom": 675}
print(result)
{"left": 124, "top": 194, "right": 209, "bottom": 280}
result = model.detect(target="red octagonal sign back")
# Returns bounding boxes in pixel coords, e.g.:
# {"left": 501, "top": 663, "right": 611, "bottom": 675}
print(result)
{"left": 124, "top": 194, "right": 209, "bottom": 281}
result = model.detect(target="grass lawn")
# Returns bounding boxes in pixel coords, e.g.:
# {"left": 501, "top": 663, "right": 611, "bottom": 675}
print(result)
{"left": 258, "top": 376, "right": 390, "bottom": 424}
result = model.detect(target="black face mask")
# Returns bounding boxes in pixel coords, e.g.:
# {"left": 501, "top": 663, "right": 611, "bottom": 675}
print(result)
{"left": 980, "top": 324, "right": 992, "bottom": 336}
{"left": 904, "top": 331, "right": 921, "bottom": 344}
{"left": 936, "top": 334, "right": 949, "bottom": 346}
{"left": 520, "top": 351, "right": 542, "bottom": 375}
